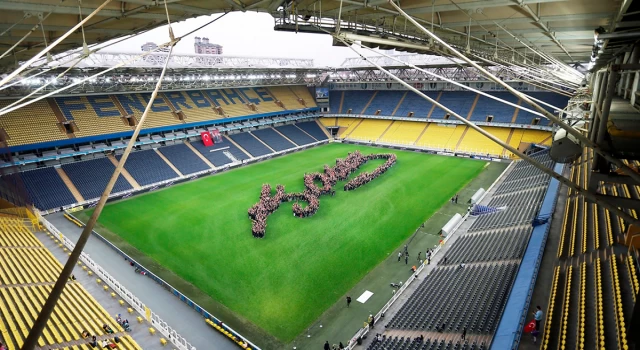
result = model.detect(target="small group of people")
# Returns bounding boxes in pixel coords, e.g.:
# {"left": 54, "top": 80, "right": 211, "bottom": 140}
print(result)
{"left": 323, "top": 341, "right": 345, "bottom": 350}
{"left": 248, "top": 151, "right": 397, "bottom": 237}
{"left": 82, "top": 329, "right": 120, "bottom": 348}
{"left": 450, "top": 194, "right": 459, "bottom": 204}
{"left": 344, "top": 153, "right": 397, "bottom": 191}
{"left": 116, "top": 314, "right": 131, "bottom": 332}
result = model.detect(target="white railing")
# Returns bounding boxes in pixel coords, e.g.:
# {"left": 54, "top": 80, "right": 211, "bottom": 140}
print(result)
{"left": 40, "top": 217, "right": 199, "bottom": 350}
{"left": 345, "top": 156, "right": 516, "bottom": 349}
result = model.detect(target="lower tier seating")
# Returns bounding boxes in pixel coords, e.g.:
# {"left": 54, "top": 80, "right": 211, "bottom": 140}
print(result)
{"left": 367, "top": 335, "right": 487, "bottom": 350}
{"left": 189, "top": 138, "right": 249, "bottom": 166}
{"left": 251, "top": 128, "right": 295, "bottom": 151}
{"left": 116, "top": 149, "right": 179, "bottom": 186}
{"left": 274, "top": 124, "right": 317, "bottom": 146}
{"left": 157, "top": 143, "right": 211, "bottom": 175}
{"left": 296, "top": 121, "right": 328, "bottom": 141}
{"left": 228, "top": 133, "right": 272, "bottom": 157}
{"left": 442, "top": 228, "right": 530, "bottom": 265}
{"left": 19, "top": 167, "right": 77, "bottom": 210}
{"left": 62, "top": 158, "right": 133, "bottom": 200}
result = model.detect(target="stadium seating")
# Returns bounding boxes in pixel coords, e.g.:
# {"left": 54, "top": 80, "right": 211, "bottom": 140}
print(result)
{"left": 516, "top": 92, "right": 570, "bottom": 124}
{"left": 0, "top": 100, "right": 66, "bottom": 146}
{"left": 274, "top": 124, "right": 317, "bottom": 146}
{"left": 296, "top": 121, "right": 328, "bottom": 141}
{"left": 269, "top": 86, "right": 304, "bottom": 110}
{"left": 430, "top": 92, "right": 477, "bottom": 119}
{"left": 228, "top": 133, "right": 272, "bottom": 157}
{"left": 441, "top": 228, "right": 530, "bottom": 265}
{"left": 456, "top": 127, "right": 511, "bottom": 156}
{"left": 157, "top": 143, "right": 211, "bottom": 175}
{"left": 288, "top": 86, "right": 318, "bottom": 108}
{"left": 62, "top": 158, "right": 133, "bottom": 200}
{"left": 363, "top": 91, "right": 405, "bottom": 115}
{"left": 115, "top": 149, "right": 179, "bottom": 186}
{"left": 19, "top": 167, "right": 77, "bottom": 210}
{"left": 341, "top": 91, "right": 375, "bottom": 115}
{"left": 378, "top": 121, "right": 427, "bottom": 144}
{"left": 162, "top": 91, "right": 221, "bottom": 122}
{"left": 392, "top": 91, "right": 440, "bottom": 118}
{"left": 415, "top": 124, "right": 459, "bottom": 149}
{"left": 251, "top": 128, "right": 296, "bottom": 151}
{"left": 0, "top": 217, "right": 141, "bottom": 350}
{"left": 366, "top": 335, "right": 487, "bottom": 350}
{"left": 469, "top": 92, "right": 519, "bottom": 123}
{"left": 348, "top": 119, "right": 393, "bottom": 141}
{"left": 54, "top": 96, "right": 129, "bottom": 137}
{"left": 329, "top": 91, "right": 343, "bottom": 113}
{"left": 520, "top": 129, "right": 552, "bottom": 145}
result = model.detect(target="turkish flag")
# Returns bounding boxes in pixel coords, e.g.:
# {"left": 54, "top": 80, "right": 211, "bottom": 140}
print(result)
{"left": 524, "top": 320, "right": 536, "bottom": 333}
{"left": 201, "top": 131, "right": 213, "bottom": 147}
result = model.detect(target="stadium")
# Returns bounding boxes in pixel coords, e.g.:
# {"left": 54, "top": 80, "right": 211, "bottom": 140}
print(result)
{"left": 0, "top": 0, "right": 638, "bottom": 349}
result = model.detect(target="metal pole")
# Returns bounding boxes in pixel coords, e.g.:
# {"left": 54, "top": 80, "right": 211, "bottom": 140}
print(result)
{"left": 387, "top": 0, "right": 640, "bottom": 185}
{"left": 20, "top": 42, "right": 175, "bottom": 350}
{"left": 0, "top": 0, "right": 113, "bottom": 88}
{"left": 332, "top": 33, "right": 640, "bottom": 226}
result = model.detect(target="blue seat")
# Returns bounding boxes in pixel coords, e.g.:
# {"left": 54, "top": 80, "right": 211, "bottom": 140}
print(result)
{"left": 227, "top": 133, "right": 272, "bottom": 157}
{"left": 115, "top": 150, "right": 179, "bottom": 186}
{"left": 157, "top": 144, "right": 210, "bottom": 175}
{"left": 364, "top": 91, "right": 405, "bottom": 115}
{"left": 274, "top": 124, "right": 316, "bottom": 146}
{"left": 394, "top": 91, "right": 439, "bottom": 118}
{"left": 62, "top": 158, "right": 132, "bottom": 200}
{"left": 251, "top": 128, "right": 295, "bottom": 151}
{"left": 296, "top": 121, "right": 328, "bottom": 141}
{"left": 19, "top": 168, "right": 77, "bottom": 210}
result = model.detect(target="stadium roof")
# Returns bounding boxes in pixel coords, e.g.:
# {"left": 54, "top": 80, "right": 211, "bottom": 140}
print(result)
{"left": 0, "top": 0, "right": 633, "bottom": 71}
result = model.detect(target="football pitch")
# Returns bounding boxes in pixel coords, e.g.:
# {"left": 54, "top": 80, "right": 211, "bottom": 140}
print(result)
{"left": 83, "top": 143, "right": 488, "bottom": 344}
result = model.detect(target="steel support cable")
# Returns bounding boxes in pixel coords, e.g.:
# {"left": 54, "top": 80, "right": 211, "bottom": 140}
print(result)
{"left": 20, "top": 2, "right": 176, "bottom": 348}
{"left": 0, "top": 12, "right": 229, "bottom": 116}
{"left": 387, "top": 0, "right": 640, "bottom": 185}
{"left": 0, "top": 13, "right": 29, "bottom": 38}
{"left": 0, "top": 12, "right": 52, "bottom": 61}
{"left": 333, "top": 33, "right": 640, "bottom": 227}
{"left": 0, "top": 0, "right": 113, "bottom": 89}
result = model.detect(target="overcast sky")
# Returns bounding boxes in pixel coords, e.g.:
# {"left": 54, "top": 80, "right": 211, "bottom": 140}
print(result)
{"left": 103, "top": 12, "right": 378, "bottom": 67}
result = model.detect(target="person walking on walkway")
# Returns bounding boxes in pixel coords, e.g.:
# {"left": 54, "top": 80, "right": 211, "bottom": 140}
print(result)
{"left": 405, "top": 255, "right": 408, "bottom": 264}
{"left": 346, "top": 296, "right": 351, "bottom": 308}
{"left": 417, "top": 251, "right": 422, "bottom": 261}
{"left": 533, "top": 305, "right": 543, "bottom": 330}
{"left": 461, "top": 327, "right": 466, "bottom": 340}
{"left": 324, "top": 341, "right": 330, "bottom": 350}
{"left": 398, "top": 251, "right": 402, "bottom": 262}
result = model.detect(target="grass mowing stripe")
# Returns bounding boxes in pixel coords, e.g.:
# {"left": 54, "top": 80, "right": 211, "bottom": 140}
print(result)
{"left": 86, "top": 143, "right": 487, "bottom": 342}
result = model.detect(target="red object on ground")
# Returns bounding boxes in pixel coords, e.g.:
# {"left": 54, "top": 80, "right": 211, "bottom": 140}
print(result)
{"left": 201, "top": 131, "right": 214, "bottom": 146}
{"left": 524, "top": 319, "right": 536, "bottom": 333}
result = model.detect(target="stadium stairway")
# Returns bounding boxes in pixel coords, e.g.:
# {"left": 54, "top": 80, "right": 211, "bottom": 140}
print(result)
{"left": 55, "top": 168, "right": 85, "bottom": 203}
{"left": 106, "top": 154, "right": 141, "bottom": 189}
{"left": 153, "top": 148, "right": 184, "bottom": 177}
{"left": 315, "top": 119, "right": 333, "bottom": 139}
{"left": 183, "top": 141, "right": 217, "bottom": 169}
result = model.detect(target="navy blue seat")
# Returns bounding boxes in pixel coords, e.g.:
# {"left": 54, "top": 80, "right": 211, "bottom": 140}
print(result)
{"left": 470, "top": 92, "right": 519, "bottom": 123}
{"left": 62, "top": 158, "right": 132, "bottom": 200}
{"left": 296, "top": 121, "right": 327, "bottom": 141}
{"left": 19, "top": 168, "right": 77, "bottom": 210}
{"left": 228, "top": 133, "right": 272, "bottom": 157}
{"left": 116, "top": 150, "right": 178, "bottom": 186}
{"left": 190, "top": 138, "right": 249, "bottom": 166}
{"left": 364, "top": 91, "right": 405, "bottom": 115}
{"left": 275, "top": 124, "right": 316, "bottom": 146}
{"left": 341, "top": 91, "right": 375, "bottom": 114}
{"left": 516, "top": 92, "right": 569, "bottom": 124}
{"left": 157, "top": 144, "right": 210, "bottom": 175}
{"left": 431, "top": 92, "right": 477, "bottom": 119}
{"left": 251, "top": 128, "right": 295, "bottom": 151}
{"left": 394, "top": 91, "right": 439, "bottom": 118}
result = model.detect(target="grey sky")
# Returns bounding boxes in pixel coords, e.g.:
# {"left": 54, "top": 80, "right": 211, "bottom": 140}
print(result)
{"left": 105, "top": 12, "right": 378, "bottom": 67}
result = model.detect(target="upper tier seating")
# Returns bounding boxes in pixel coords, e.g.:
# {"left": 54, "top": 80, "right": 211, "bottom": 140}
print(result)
{"left": 430, "top": 92, "right": 477, "bottom": 119}
{"left": 116, "top": 93, "right": 179, "bottom": 129}
{"left": 251, "top": 128, "right": 296, "bottom": 151}
{"left": 19, "top": 167, "right": 77, "bottom": 210}
{"left": 54, "top": 96, "right": 129, "bottom": 137}
{"left": 364, "top": 91, "right": 405, "bottom": 115}
{"left": 274, "top": 124, "right": 317, "bottom": 146}
{"left": 516, "top": 92, "right": 570, "bottom": 124}
{"left": 393, "top": 91, "right": 440, "bottom": 118}
{"left": 115, "top": 149, "right": 179, "bottom": 186}
{"left": 288, "top": 86, "right": 318, "bottom": 108}
{"left": 62, "top": 158, "right": 132, "bottom": 200}
{"left": 157, "top": 143, "right": 211, "bottom": 175}
{"left": 341, "top": 91, "right": 375, "bottom": 114}
{"left": 296, "top": 121, "right": 328, "bottom": 141}
{"left": 228, "top": 133, "right": 272, "bottom": 157}
{"left": 0, "top": 100, "right": 65, "bottom": 146}
{"left": 470, "top": 92, "right": 519, "bottom": 123}
{"left": 329, "top": 91, "right": 342, "bottom": 113}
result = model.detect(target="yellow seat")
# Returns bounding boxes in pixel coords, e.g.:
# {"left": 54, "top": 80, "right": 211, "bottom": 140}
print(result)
{"left": 87, "top": 271, "right": 93, "bottom": 276}
{"left": 160, "top": 338, "right": 167, "bottom": 346}
{"left": 149, "top": 327, "right": 156, "bottom": 335}
{"left": 103, "top": 285, "right": 109, "bottom": 291}
{"left": 127, "top": 307, "right": 134, "bottom": 314}
{"left": 136, "top": 316, "right": 143, "bottom": 323}
{"left": 96, "top": 278, "right": 102, "bottom": 284}
{"left": 119, "top": 300, "right": 125, "bottom": 306}
{"left": 110, "top": 292, "right": 116, "bottom": 298}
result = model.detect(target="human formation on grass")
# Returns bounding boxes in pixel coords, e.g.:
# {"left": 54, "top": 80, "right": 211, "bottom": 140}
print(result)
{"left": 248, "top": 151, "right": 397, "bottom": 238}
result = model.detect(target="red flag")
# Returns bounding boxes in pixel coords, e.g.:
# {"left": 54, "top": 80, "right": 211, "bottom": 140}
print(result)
{"left": 201, "top": 131, "right": 213, "bottom": 147}
{"left": 524, "top": 320, "right": 536, "bottom": 333}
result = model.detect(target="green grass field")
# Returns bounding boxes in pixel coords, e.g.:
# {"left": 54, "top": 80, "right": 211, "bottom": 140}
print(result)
{"left": 84, "top": 143, "right": 488, "bottom": 343}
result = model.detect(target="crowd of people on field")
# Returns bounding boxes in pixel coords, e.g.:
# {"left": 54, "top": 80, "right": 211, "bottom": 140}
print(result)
{"left": 248, "top": 151, "right": 397, "bottom": 238}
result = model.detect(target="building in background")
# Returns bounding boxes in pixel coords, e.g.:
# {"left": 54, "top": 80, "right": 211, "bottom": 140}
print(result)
{"left": 141, "top": 42, "right": 169, "bottom": 52}
{"left": 194, "top": 37, "right": 223, "bottom": 55}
